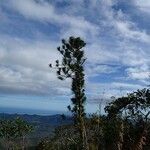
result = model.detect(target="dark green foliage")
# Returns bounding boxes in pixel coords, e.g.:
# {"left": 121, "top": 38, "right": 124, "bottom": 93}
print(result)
{"left": 105, "top": 88, "right": 150, "bottom": 150}
{"left": 36, "top": 111, "right": 150, "bottom": 150}
{"left": 14, "top": 117, "right": 33, "bottom": 137}
{"left": 0, "top": 117, "right": 33, "bottom": 149}
{"left": 105, "top": 88, "right": 150, "bottom": 121}
{"left": 50, "top": 36, "right": 88, "bottom": 149}
{"left": 37, "top": 125, "right": 79, "bottom": 150}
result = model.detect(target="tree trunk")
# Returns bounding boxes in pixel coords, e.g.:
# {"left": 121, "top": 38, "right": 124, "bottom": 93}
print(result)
{"left": 132, "top": 127, "right": 147, "bottom": 150}
{"left": 21, "top": 136, "right": 25, "bottom": 150}
{"left": 117, "top": 121, "right": 124, "bottom": 150}
{"left": 75, "top": 70, "right": 88, "bottom": 150}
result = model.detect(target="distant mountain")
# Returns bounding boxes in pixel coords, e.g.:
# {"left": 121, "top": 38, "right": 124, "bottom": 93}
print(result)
{"left": 0, "top": 113, "right": 72, "bottom": 126}
{"left": 0, "top": 107, "right": 67, "bottom": 115}
{"left": 0, "top": 113, "right": 73, "bottom": 147}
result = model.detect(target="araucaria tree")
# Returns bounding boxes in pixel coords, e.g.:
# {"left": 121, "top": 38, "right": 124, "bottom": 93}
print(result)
{"left": 49, "top": 37, "right": 88, "bottom": 149}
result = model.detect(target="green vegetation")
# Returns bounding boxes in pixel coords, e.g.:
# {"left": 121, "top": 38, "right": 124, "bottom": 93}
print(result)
{"left": 0, "top": 37, "right": 150, "bottom": 150}
{"left": 0, "top": 117, "right": 33, "bottom": 149}
{"left": 37, "top": 88, "right": 150, "bottom": 150}
{"left": 105, "top": 88, "right": 150, "bottom": 150}
{"left": 50, "top": 36, "right": 88, "bottom": 149}
{"left": 46, "top": 37, "right": 150, "bottom": 150}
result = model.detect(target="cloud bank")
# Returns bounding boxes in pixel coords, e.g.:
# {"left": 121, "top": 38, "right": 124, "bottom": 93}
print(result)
{"left": 0, "top": 0, "right": 149, "bottom": 103}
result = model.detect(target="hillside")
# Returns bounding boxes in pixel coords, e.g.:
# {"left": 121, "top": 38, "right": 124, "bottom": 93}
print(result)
{"left": 0, "top": 113, "right": 73, "bottom": 148}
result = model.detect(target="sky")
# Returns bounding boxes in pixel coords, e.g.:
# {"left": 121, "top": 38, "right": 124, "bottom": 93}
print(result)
{"left": 0, "top": 0, "right": 150, "bottom": 115}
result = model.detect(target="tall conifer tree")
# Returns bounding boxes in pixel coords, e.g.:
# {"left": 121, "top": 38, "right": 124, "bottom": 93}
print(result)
{"left": 50, "top": 37, "right": 88, "bottom": 149}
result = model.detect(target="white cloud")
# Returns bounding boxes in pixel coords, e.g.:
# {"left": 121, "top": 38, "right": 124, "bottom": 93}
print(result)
{"left": 86, "top": 64, "right": 119, "bottom": 77}
{"left": 115, "top": 20, "right": 150, "bottom": 43}
{"left": 126, "top": 66, "right": 150, "bottom": 80}
{"left": 0, "top": 35, "right": 71, "bottom": 95}
{"left": 133, "top": 0, "right": 150, "bottom": 13}
{"left": 86, "top": 81, "right": 145, "bottom": 104}
{"left": 99, "top": 0, "right": 150, "bottom": 43}
{"left": 86, "top": 43, "right": 121, "bottom": 64}
{"left": 9, "top": 0, "right": 98, "bottom": 37}
{"left": 0, "top": 0, "right": 149, "bottom": 99}
{"left": 111, "top": 82, "right": 144, "bottom": 90}
{"left": 122, "top": 47, "right": 149, "bottom": 66}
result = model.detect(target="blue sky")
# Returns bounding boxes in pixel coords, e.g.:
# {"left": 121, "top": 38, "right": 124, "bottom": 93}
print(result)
{"left": 0, "top": 0, "right": 150, "bottom": 115}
